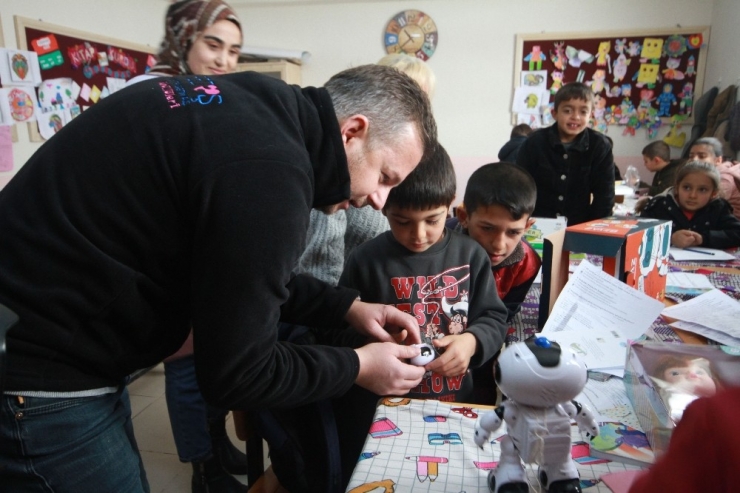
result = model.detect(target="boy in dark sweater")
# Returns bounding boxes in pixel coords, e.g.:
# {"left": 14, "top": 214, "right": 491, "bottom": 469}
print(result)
{"left": 498, "top": 123, "right": 533, "bottom": 162}
{"left": 448, "top": 162, "right": 541, "bottom": 322}
{"left": 643, "top": 140, "right": 686, "bottom": 196}
{"left": 447, "top": 162, "right": 540, "bottom": 404}
{"left": 330, "top": 144, "right": 508, "bottom": 484}
{"left": 517, "top": 82, "right": 615, "bottom": 225}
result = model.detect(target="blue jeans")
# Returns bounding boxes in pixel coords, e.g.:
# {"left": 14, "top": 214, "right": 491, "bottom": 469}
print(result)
{"left": 0, "top": 387, "right": 149, "bottom": 492}
{"left": 164, "top": 355, "right": 227, "bottom": 463}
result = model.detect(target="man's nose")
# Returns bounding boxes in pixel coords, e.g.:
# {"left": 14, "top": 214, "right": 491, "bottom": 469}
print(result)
{"left": 368, "top": 188, "right": 390, "bottom": 210}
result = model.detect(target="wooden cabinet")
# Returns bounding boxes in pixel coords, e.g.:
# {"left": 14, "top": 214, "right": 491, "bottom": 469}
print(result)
{"left": 236, "top": 60, "right": 301, "bottom": 85}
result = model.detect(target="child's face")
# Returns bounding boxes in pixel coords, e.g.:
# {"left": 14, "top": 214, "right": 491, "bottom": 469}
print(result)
{"left": 676, "top": 172, "right": 718, "bottom": 212}
{"left": 459, "top": 204, "right": 535, "bottom": 267}
{"left": 553, "top": 98, "right": 592, "bottom": 143}
{"left": 384, "top": 204, "right": 448, "bottom": 253}
{"left": 663, "top": 362, "right": 716, "bottom": 397}
{"left": 688, "top": 144, "right": 722, "bottom": 166}
{"left": 643, "top": 155, "right": 666, "bottom": 172}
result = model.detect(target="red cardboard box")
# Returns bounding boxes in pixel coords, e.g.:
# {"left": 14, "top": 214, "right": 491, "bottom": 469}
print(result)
{"left": 539, "top": 216, "right": 672, "bottom": 327}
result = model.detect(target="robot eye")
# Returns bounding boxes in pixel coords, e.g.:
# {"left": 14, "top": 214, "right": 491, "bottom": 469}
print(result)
{"left": 514, "top": 353, "right": 520, "bottom": 358}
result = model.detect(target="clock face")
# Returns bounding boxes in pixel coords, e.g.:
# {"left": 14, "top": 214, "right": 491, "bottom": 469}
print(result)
{"left": 384, "top": 10, "right": 438, "bottom": 60}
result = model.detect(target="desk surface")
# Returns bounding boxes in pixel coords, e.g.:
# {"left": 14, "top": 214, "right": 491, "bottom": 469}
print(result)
{"left": 346, "top": 399, "right": 642, "bottom": 493}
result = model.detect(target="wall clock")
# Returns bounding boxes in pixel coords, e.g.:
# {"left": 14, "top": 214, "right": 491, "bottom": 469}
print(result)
{"left": 383, "top": 10, "right": 438, "bottom": 60}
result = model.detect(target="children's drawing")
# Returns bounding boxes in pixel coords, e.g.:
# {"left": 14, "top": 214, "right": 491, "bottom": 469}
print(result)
{"left": 656, "top": 83, "right": 677, "bottom": 117}
{"left": 550, "top": 41, "right": 567, "bottom": 70}
{"left": 627, "top": 40, "right": 642, "bottom": 57}
{"left": 512, "top": 87, "right": 543, "bottom": 115}
{"left": 612, "top": 53, "right": 631, "bottom": 83}
{"left": 36, "top": 109, "right": 67, "bottom": 140}
{"left": 565, "top": 45, "right": 594, "bottom": 68}
{"left": 687, "top": 33, "right": 703, "bottom": 49}
{"left": 640, "top": 38, "right": 664, "bottom": 60}
{"left": 588, "top": 69, "right": 607, "bottom": 93}
{"left": 38, "top": 78, "right": 76, "bottom": 110}
{"left": 8, "top": 87, "right": 37, "bottom": 122}
{"left": 685, "top": 55, "right": 696, "bottom": 77}
{"left": 0, "top": 48, "right": 42, "bottom": 86}
{"left": 550, "top": 70, "right": 564, "bottom": 94}
{"left": 678, "top": 82, "right": 694, "bottom": 115}
{"left": 662, "top": 57, "right": 685, "bottom": 80}
{"left": 663, "top": 34, "right": 689, "bottom": 57}
{"left": 614, "top": 38, "right": 627, "bottom": 55}
{"left": 634, "top": 63, "right": 660, "bottom": 88}
{"left": 664, "top": 114, "right": 688, "bottom": 147}
{"left": 10, "top": 52, "right": 30, "bottom": 82}
{"left": 520, "top": 70, "right": 547, "bottom": 90}
{"left": 523, "top": 45, "right": 545, "bottom": 70}
{"left": 596, "top": 41, "right": 611, "bottom": 71}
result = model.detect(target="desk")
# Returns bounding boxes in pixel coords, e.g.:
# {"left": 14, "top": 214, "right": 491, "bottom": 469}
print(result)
{"left": 346, "top": 399, "right": 642, "bottom": 493}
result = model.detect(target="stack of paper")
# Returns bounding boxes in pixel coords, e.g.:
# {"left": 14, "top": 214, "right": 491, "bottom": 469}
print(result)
{"left": 661, "top": 289, "right": 740, "bottom": 346}
{"left": 669, "top": 247, "right": 735, "bottom": 261}
{"left": 541, "top": 261, "right": 665, "bottom": 377}
{"left": 666, "top": 272, "right": 715, "bottom": 297}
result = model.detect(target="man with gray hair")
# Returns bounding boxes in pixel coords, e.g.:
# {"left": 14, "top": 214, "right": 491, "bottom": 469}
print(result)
{"left": 0, "top": 64, "right": 436, "bottom": 491}
{"left": 690, "top": 137, "right": 740, "bottom": 219}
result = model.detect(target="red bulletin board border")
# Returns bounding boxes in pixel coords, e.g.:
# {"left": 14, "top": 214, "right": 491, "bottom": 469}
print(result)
{"left": 14, "top": 16, "right": 155, "bottom": 142}
{"left": 513, "top": 26, "right": 710, "bottom": 126}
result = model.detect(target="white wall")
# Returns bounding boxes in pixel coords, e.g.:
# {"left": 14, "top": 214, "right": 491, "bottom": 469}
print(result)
{"left": 705, "top": 0, "right": 740, "bottom": 130}
{"left": 2, "top": 0, "right": 732, "bottom": 201}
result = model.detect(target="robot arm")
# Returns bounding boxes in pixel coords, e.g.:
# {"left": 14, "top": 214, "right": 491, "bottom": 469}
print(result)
{"left": 474, "top": 406, "right": 505, "bottom": 448}
{"left": 563, "top": 400, "right": 600, "bottom": 439}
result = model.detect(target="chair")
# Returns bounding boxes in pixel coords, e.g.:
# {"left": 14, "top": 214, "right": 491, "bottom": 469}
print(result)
{"left": 0, "top": 303, "right": 20, "bottom": 395}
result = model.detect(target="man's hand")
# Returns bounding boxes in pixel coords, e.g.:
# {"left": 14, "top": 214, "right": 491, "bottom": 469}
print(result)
{"left": 427, "top": 333, "right": 477, "bottom": 377}
{"left": 354, "top": 343, "right": 426, "bottom": 395}
{"left": 345, "top": 300, "right": 421, "bottom": 344}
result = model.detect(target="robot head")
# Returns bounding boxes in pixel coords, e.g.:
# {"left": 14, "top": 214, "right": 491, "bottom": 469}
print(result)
{"left": 494, "top": 337, "right": 588, "bottom": 407}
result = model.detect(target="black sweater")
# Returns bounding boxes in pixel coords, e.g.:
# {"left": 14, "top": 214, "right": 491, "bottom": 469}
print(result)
{"left": 0, "top": 72, "right": 363, "bottom": 410}
{"left": 641, "top": 192, "right": 740, "bottom": 249}
{"left": 517, "top": 124, "right": 615, "bottom": 225}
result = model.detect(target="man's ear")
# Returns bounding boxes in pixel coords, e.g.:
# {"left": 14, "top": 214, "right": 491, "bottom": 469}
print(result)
{"left": 339, "top": 115, "right": 370, "bottom": 147}
{"left": 526, "top": 217, "right": 536, "bottom": 229}
{"left": 456, "top": 204, "right": 469, "bottom": 227}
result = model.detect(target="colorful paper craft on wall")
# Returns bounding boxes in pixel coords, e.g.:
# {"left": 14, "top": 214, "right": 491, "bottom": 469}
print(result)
{"left": 516, "top": 29, "right": 708, "bottom": 138}
{"left": 14, "top": 17, "right": 155, "bottom": 141}
{"left": 0, "top": 48, "right": 42, "bottom": 87}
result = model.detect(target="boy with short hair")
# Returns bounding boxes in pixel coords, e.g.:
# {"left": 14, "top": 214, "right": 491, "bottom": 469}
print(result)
{"left": 642, "top": 141, "right": 686, "bottom": 196}
{"left": 517, "top": 82, "right": 615, "bottom": 225}
{"left": 498, "top": 123, "right": 533, "bottom": 162}
{"left": 330, "top": 144, "right": 508, "bottom": 483}
{"left": 448, "top": 162, "right": 541, "bottom": 323}
{"left": 337, "top": 143, "right": 508, "bottom": 402}
{"left": 447, "top": 162, "right": 540, "bottom": 405}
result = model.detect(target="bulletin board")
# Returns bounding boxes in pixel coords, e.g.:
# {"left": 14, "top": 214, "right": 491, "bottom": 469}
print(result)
{"left": 513, "top": 26, "right": 710, "bottom": 133}
{"left": 0, "top": 15, "right": 19, "bottom": 142}
{"left": 14, "top": 16, "right": 156, "bottom": 142}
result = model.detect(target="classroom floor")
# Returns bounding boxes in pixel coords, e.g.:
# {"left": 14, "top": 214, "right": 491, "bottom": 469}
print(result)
{"left": 128, "top": 364, "right": 267, "bottom": 493}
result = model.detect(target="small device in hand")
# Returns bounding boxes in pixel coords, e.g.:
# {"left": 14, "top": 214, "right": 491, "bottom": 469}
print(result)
{"left": 409, "top": 343, "right": 436, "bottom": 366}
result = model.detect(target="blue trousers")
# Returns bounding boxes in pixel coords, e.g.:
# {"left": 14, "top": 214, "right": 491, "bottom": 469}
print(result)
{"left": 164, "top": 355, "right": 227, "bottom": 463}
{"left": 0, "top": 387, "right": 149, "bottom": 492}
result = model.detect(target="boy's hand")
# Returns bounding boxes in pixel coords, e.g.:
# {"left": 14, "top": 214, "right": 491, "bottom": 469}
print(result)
{"left": 354, "top": 343, "right": 426, "bottom": 395}
{"left": 345, "top": 300, "right": 421, "bottom": 345}
{"left": 426, "top": 333, "right": 477, "bottom": 377}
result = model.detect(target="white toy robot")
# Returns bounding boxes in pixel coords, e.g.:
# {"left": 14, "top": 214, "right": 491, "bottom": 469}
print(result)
{"left": 474, "top": 337, "right": 599, "bottom": 493}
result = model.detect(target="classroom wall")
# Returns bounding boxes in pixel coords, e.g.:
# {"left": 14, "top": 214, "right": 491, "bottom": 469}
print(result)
{"left": 2, "top": 0, "right": 735, "bottom": 201}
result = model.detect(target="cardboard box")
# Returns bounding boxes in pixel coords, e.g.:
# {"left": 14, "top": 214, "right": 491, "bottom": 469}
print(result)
{"left": 623, "top": 341, "right": 740, "bottom": 457}
{"left": 539, "top": 216, "right": 672, "bottom": 327}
